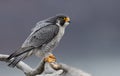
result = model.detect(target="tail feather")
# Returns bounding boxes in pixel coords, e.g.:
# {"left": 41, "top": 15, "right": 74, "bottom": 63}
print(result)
{"left": 7, "top": 46, "right": 34, "bottom": 60}
{"left": 7, "top": 52, "right": 17, "bottom": 60}
{"left": 8, "top": 56, "right": 25, "bottom": 68}
{"left": 7, "top": 46, "right": 35, "bottom": 68}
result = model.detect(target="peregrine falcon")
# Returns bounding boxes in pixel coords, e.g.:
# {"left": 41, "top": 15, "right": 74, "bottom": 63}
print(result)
{"left": 7, "top": 14, "right": 70, "bottom": 67}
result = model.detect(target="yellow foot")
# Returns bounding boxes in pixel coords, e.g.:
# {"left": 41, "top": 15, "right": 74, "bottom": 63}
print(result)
{"left": 44, "top": 54, "right": 56, "bottom": 63}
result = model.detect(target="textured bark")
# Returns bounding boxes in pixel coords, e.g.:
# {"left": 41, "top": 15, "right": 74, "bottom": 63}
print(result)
{"left": 0, "top": 54, "right": 91, "bottom": 76}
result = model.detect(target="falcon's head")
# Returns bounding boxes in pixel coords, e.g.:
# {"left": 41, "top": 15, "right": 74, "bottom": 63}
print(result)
{"left": 47, "top": 14, "right": 71, "bottom": 27}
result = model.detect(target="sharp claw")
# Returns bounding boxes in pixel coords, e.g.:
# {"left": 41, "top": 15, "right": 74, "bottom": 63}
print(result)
{"left": 44, "top": 54, "right": 56, "bottom": 63}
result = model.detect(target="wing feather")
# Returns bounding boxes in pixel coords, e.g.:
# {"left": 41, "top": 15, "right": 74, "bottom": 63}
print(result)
{"left": 22, "top": 24, "right": 59, "bottom": 48}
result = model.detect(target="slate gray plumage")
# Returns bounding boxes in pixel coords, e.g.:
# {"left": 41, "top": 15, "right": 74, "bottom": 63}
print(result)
{"left": 7, "top": 15, "right": 70, "bottom": 67}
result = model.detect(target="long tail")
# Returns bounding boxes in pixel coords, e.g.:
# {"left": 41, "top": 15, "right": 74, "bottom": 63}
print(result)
{"left": 8, "top": 55, "right": 25, "bottom": 67}
{"left": 7, "top": 46, "right": 34, "bottom": 68}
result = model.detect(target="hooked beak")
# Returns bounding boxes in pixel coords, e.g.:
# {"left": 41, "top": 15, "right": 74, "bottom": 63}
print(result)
{"left": 64, "top": 17, "right": 71, "bottom": 23}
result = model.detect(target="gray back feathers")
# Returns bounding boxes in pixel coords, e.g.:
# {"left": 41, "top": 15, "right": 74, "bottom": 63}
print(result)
{"left": 22, "top": 23, "right": 59, "bottom": 48}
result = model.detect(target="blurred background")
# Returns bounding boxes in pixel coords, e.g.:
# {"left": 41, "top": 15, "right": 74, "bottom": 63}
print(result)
{"left": 0, "top": 0, "right": 120, "bottom": 76}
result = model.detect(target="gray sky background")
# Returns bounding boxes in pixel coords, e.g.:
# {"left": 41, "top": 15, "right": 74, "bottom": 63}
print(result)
{"left": 0, "top": 0, "right": 120, "bottom": 76}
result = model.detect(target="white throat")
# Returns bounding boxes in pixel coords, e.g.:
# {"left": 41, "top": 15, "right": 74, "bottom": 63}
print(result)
{"left": 64, "top": 22, "right": 69, "bottom": 27}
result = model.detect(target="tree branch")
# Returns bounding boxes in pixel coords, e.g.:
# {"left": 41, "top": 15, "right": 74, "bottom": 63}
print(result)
{"left": 0, "top": 54, "right": 91, "bottom": 76}
{"left": 0, "top": 54, "right": 44, "bottom": 76}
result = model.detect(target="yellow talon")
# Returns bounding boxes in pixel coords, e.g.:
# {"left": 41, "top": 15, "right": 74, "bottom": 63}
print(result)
{"left": 44, "top": 54, "right": 56, "bottom": 63}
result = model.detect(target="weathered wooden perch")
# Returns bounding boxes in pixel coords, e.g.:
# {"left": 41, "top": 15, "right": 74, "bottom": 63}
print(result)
{"left": 0, "top": 54, "right": 91, "bottom": 76}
